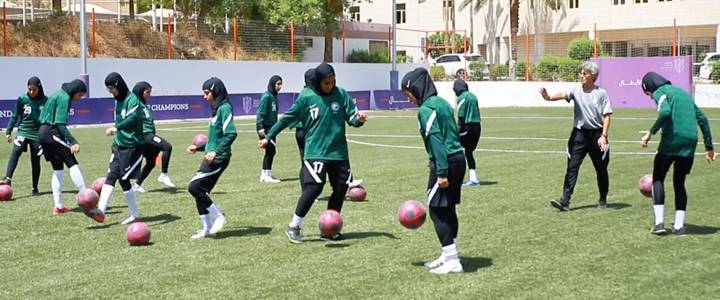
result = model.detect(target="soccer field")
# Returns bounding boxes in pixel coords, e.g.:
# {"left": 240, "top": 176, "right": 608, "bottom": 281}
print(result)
{"left": 1, "top": 107, "right": 719, "bottom": 299}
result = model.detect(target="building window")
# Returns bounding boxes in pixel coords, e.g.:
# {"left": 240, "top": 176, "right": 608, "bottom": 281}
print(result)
{"left": 569, "top": 0, "right": 579, "bottom": 9}
{"left": 612, "top": 0, "right": 626, "bottom": 5}
{"left": 396, "top": 3, "right": 406, "bottom": 24}
{"left": 658, "top": 0, "right": 671, "bottom": 2}
{"left": 442, "top": 1, "right": 454, "bottom": 23}
{"left": 369, "top": 40, "right": 389, "bottom": 54}
{"left": 443, "top": 0, "right": 453, "bottom": 8}
{"left": 635, "top": 0, "right": 648, "bottom": 3}
{"left": 349, "top": 6, "right": 360, "bottom": 22}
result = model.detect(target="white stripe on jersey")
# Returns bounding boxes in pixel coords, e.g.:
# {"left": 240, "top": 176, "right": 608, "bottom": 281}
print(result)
{"left": 457, "top": 99, "right": 466, "bottom": 109}
{"left": 222, "top": 114, "right": 233, "bottom": 132}
{"left": 425, "top": 110, "right": 437, "bottom": 136}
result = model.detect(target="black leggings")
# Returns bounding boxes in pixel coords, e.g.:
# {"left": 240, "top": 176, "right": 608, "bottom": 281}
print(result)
{"left": 4, "top": 139, "right": 42, "bottom": 189}
{"left": 137, "top": 134, "right": 174, "bottom": 184}
{"left": 459, "top": 123, "right": 481, "bottom": 170}
{"left": 429, "top": 206, "right": 459, "bottom": 247}
{"left": 260, "top": 128, "right": 276, "bottom": 170}
{"left": 652, "top": 153, "right": 693, "bottom": 211}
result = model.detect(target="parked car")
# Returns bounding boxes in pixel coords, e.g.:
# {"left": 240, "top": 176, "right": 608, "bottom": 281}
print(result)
{"left": 698, "top": 52, "right": 720, "bottom": 80}
{"left": 433, "top": 53, "right": 488, "bottom": 79}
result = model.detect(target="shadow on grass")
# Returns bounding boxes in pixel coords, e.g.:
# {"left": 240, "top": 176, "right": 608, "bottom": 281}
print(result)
{"left": 686, "top": 224, "right": 720, "bottom": 235}
{"left": 148, "top": 187, "right": 181, "bottom": 194}
{"left": 142, "top": 213, "right": 181, "bottom": 226}
{"left": 479, "top": 181, "right": 498, "bottom": 186}
{"left": 129, "top": 242, "right": 155, "bottom": 247}
{"left": 411, "top": 256, "right": 492, "bottom": 273}
{"left": 13, "top": 191, "right": 52, "bottom": 200}
{"left": 572, "top": 202, "right": 632, "bottom": 211}
{"left": 279, "top": 177, "right": 299, "bottom": 182}
{"left": 213, "top": 226, "right": 272, "bottom": 239}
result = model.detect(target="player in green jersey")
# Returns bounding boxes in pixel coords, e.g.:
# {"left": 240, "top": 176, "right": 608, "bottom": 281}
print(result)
{"left": 453, "top": 79, "right": 482, "bottom": 186}
{"left": 257, "top": 75, "right": 283, "bottom": 183}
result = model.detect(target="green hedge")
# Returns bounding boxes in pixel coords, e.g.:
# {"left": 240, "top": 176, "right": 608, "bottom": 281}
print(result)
{"left": 711, "top": 60, "right": 720, "bottom": 84}
{"left": 534, "top": 56, "right": 583, "bottom": 81}
{"left": 347, "top": 50, "right": 389, "bottom": 63}
{"left": 469, "top": 61, "right": 486, "bottom": 81}
{"left": 430, "top": 66, "right": 448, "bottom": 81}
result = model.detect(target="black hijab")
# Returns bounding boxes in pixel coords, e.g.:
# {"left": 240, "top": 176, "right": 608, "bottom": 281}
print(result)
{"left": 312, "top": 63, "right": 336, "bottom": 96}
{"left": 641, "top": 72, "right": 671, "bottom": 94}
{"left": 303, "top": 68, "right": 315, "bottom": 88}
{"left": 104, "top": 72, "right": 130, "bottom": 101}
{"left": 453, "top": 79, "right": 468, "bottom": 97}
{"left": 267, "top": 75, "right": 282, "bottom": 97}
{"left": 202, "top": 77, "right": 230, "bottom": 116}
{"left": 401, "top": 68, "right": 437, "bottom": 105}
{"left": 61, "top": 79, "right": 88, "bottom": 99}
{"left": 132, "top": 81, "right": 152, "bottom": 103}
{"left": 27, "top": 76, "right": 45, "bottom": 100}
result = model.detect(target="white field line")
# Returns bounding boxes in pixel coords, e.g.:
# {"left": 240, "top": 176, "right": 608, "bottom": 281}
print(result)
{"left": 369, "top": 115, "right": 720, "bottom": 121}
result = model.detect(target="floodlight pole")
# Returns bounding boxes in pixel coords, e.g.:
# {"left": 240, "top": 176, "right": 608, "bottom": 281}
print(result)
{"left": 80, "top": 0, "right": 89, "bottom": 97}
{"left": 390, "top": 0, "right": 399, "bottom": 90}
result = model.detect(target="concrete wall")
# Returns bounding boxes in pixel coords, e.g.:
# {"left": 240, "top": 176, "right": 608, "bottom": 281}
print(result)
{"left": 435, "top": 81, "right": 575, "bottom": 108}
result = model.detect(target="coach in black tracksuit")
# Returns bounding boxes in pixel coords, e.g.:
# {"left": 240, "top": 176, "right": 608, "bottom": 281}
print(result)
{"left": 540, "top": 61, "right": 612, "bottom": 211}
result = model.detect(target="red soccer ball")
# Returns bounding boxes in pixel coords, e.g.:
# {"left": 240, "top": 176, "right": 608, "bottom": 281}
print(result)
{"left": 76, "top": 188, "right": 100, "bottom": 212}
{"left": 127, "top": 222, "right": 152, "bottom": 246}
{"left": 0, "top": 185, "right": 13, "bottom": 201}
{"left": 397, "top": 200, "right": 427, "bottom": 229}
{"left": 639, "top": 174, "right": 653, "bottom": 198}
{"left": 318, "top": 209, "right": 343, "bottom": 237}
{"left": 192, "top": 134, "right": 208, "bottom": 146}
{"left": 347, "top": 186, "right": 367, "bottom": 201}
{"left": 92, "top": 177, "right": 106, "bottom": 195}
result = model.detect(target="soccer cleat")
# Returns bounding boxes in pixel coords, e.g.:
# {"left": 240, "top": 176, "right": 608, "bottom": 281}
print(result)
{"left": 0, "top": 178, "right": 11, "bottom": 186}
{"left": 424, "top": 255, "right": 445, "bottom": 269}
{"left": 121, "top": 216, "right": 140, "bottom": 225}
{"left": 429, "top": 259, "right": 464, "bottom": 274}
{"left": 209, "top": 216, "right": 227, "bottom": 234}
{"left": 190, "top": 230, "right": 213, "bottom": 240}
{"left": 52, "top": 207, "right": 70, "bottom": 215}
{"left": 550, "top": 199, "right": 570, "bottom": 212}
{"left": 286, "top": 226, "right": 302, "bottom": 244}
{"left": 462, "top": 180, "right": 480, "bottom": 186}
{"left": 597, "top": 201, "right": 608, "bottom": 209}
{"left": 320, "top": 232, "right": 345, "bottom": 241}
{"left": 32, "top": 188, "right": 40, "bottom": 196}
{"left": 650, "top": 223, "right": 667, "bottom": 235}
{"left": 157, "top": 174, "right": 176, "bottom": 188}
{"left": 672, "top": 226, "right": 687, "bottom": 236}
{"left": 132, "top": 184, "right": 146, "bottom": 193}
{"left": 260, "top": 176, "right": 281, "bottom": 183}
{"left": 348, "top": 179, "right": 363, "bottom": 188}
{"left": 84, "top": 208, "right": 106, "bottom": 223}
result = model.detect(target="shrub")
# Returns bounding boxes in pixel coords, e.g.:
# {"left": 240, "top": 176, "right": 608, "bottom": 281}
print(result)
{"left": 515, "top": 61, "right": 528, "bottom": 80}
{"left": 489, "top": 64, "right": 509, "bottom": 81}
{"left": 397, "top": 54, "right": 414, "bottom": 63}
{"left": 347, "top": 50, "right": 389, "bottom": 63}
{"left": 567, "top": 37, "right": 602, "bottom": 61}
{"left": 534, "top": 56, "right": 582, "bottom": 81}
{"left": 711, "top": 60, "right": 720, "bottom": 84}
{"left": 469, "top": 60, "right": 486, "bottom": 81}
{"left": 430, "top": 66, "right": 448, "bottom": 81}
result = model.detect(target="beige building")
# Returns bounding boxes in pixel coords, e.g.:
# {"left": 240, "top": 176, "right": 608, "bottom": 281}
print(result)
{"left": 346, "top": 0, "right": 720, "bottom": 64}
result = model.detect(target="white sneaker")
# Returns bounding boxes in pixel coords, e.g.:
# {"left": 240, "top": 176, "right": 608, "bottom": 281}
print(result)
{"left": 260, "top": 176, "right": 281, "bottom": 183}
{"left": 429, "top": 259, "right": 464, "bottom": 274}
{"left": 133, "top": 183, "right": 146, "bottom": 193}
{"left": 349, "top": 179, "right": 363, "bottom": 188}
{"left": 157, "top": 174, "right": 176, "bottom": 188}
{"left": 121, "top": 216, "right": 139, "bottom": 225}
{"left": 424, "top": 255, "right": 445, "bottom": 269}
{"left": 209, "top": 216, "right": 226, "bottom": 234}
{"left": 190, "top": 229, "right": 213, "bottom": 240}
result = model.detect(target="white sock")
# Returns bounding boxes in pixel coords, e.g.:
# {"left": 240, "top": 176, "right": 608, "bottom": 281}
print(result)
{"left": 653, "top": 205, "right": 664, "bottom": 225}
{"left": 124, "top": 190, "right": 139, "bottom": 218}
{"left": 51, "top": 171, "right": 64, "bottom": 208}
{"left": 69, "top": 165, "right": 85, "bottom": 190}
{"left": 160, "top": 172, "right": 168, "bottom": 177}
{"left": 260, "top": 170, "right": 266, "bottom": 177}
{"left": 208, "top": 203, "right": 224, "bottom": 219}
{"left": 469, "top": 169, "right": 477, "bottom": 182}
{"left": 674, "top": 210, "right": 686, "bottom": 230}
{"left": 200, "top": 214, "right": 212, "bottom": 231}
{"left": 98, "top": 184, "right": 115, "bottom": 212}
{"left": 454, "top": 237, "right": 459, "bottom": 252}
{"left": 289, "top": 214, "right": 303, "bottom": 227}
{"left": 442, "top": 243, "right": 459, "bottom": 261}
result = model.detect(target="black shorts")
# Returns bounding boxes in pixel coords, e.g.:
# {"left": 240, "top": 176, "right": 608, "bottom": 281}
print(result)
{"left": 301, "top": 159, "right": 352, "bottom": 187}
{"left": 189, "top": 158, "right": 230, "bottom": 193}
{"left": 107, "top": 144, "right": 144, "bottom": 182}
{"left": 141, "top": 134, "right": 166, "bottom": 158}
{"left": 459, "top": 123, "right": 481, "bottom": 150}
{"left": 427, "top": 152, "right": 466, "bottom": 207}
{"left": 12, "top": 136, "right": 43, "bottom": 155}
{"left": 38, "top": 125, "right": 74, "bottom": 163}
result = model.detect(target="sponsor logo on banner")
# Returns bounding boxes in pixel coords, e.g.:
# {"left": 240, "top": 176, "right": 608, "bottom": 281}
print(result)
{"left": 0, "top": 110, "right": 12, "bottom": 117}
{"left": 69, "top": 108, "right": 75, "bottom": 116}
{"left": 242, "top": 96, "right": 253, "bottom": 114}
{"left": 673, "top": 59, "right": 685, "bottom": 74}
{"left": 149, "top": 103, "right": 190, "bottom": 111}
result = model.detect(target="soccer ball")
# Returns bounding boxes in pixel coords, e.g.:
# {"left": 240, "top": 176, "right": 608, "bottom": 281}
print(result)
{"left": 397, "top": 200, "right": 427, "bottom": 229}
{"left": 638, "top": 174, "right": 653, "bottom": 198}
{"left": 92, "top": 177, "right": 106, "bottom": 194}
{"left": 192, "top": 134, "right": 209, "bottom": 146}
{"left": 347, "top": 186, "right": 367, "bottom": 201}
{"left": 127, "top": 222, "right": 151, "bottom": 246}
{"left": 318, "top": 209, "right": 343, "bottom": 237}
{"left": 76, "top": 188, "right": 100, "bottom": 211}
{"left": 0, "top": 185, "right": 13, "bottom": 201}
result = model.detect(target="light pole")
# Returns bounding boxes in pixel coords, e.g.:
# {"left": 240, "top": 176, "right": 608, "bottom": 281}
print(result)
{"left": 80, "top": 0, "right": 89, "bottom": 96}
{"left": 390, "top": 0, "right": 398, "bottom": 90}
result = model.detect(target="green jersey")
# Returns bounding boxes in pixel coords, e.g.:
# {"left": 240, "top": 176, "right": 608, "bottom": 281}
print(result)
{"left": 418, "top": 96, "right": 464, "bottom": 177}
{"left": 113, "top": 93, "right": 144, "bottom": 147}
{"left": 256, "top": 91, "right": 278, "bottom": 130}
{"left": 649, "top": 85, "right": 713, "bottom": 157}
{"left": 456, "top": 91, "right": 481, "bottom": 125}
{"left": 266, "top": 87, "right": 363, "bottom": 160}
{"left": 6, "top": 94, "right": 46, "bottom": 141}
{"left": 139, "top": 101, "right": 156, "bottom": 135}
{"left": 39, "top": 90, "right": 78, "bottom": 145}
{"left": 287, "top": 89, "right": 308, "bottom": 129}
{"left": 197, "top": 102, "right": 237, "bottom": 160}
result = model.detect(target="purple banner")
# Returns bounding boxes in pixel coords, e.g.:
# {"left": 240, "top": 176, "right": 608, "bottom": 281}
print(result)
{"left": 348, "top": 91, "right": 371, "bottom": 111}
{"left": 591, "top": 56, "right": 693, "bottom": 108}
{"left": 373, "top": 90, "right": 416, "bottom": 110}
